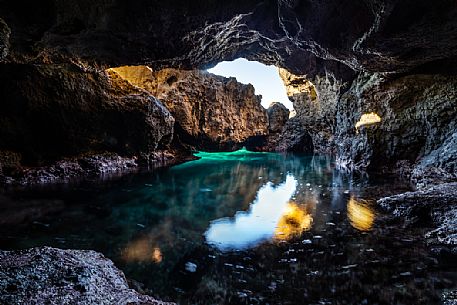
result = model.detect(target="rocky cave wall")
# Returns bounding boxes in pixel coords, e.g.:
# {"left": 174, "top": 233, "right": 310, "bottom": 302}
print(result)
{"left": 109, "top": 66, "right": 269, "bottom": 151}
{"left": 0, "top": 64, "right": 174, "bottom": 167}
{"left": 0, "top": 0, "right": 456, "bottom": 186}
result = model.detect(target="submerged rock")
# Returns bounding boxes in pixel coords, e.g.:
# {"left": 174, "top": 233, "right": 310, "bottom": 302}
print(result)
{"left": 0, "top": 247, "right": 173, "bottom": 305}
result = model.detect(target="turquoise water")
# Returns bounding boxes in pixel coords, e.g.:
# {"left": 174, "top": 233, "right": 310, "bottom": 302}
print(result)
{"left": 0, "top": 150, "right": 455, "bottom": 304}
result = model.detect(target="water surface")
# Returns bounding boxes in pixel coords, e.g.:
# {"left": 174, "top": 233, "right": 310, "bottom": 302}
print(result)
{"left": 0, "top": 150, "right": 455, "bottom": 304}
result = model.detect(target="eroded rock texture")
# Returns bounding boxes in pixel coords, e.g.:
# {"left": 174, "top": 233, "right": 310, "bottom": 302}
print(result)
{"left": 267, "top": 102, "right": 289, "bottom": 134}
{"left": 379, "top": 183, "right": 457, "bottom": 247}
{"left": 3, "top": 0, "right": 457, "bottom": 75}
{"left": 0, "top": 247, "right": 173, "bottom": 305}
{"left": 110, "top": 66, "right": 268, "bottom": 151}
{"left": 335, "top": 73, "right": 457, "bottom": 174}
{"left": 0, "top": 0, "right": 455, "bottom": 185}
{"left": 0, "top": 64, "right": 174, "bottom": 168}
{"left": 279, "top": 68, "right": 351, "bottom": 154}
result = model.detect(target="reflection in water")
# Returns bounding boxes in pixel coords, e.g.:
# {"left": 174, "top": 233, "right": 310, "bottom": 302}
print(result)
{"left": 1, "top": 151, "right": 450, "bottom": 305}
{"left": 274, "top": 202, "right": 313, "bottom": 241}
{"left": 122, "top": 237, "right": 163, "bottom": 263}
{"left": 347, "top": 196, "right": 376, "bottom": 231}
{"left": 205, "top": 175, "right": 297, "bottom": 251}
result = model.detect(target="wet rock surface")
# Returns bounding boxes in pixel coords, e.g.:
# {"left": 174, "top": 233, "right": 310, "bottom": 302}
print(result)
{"left": 411, "top": 132, "right": 457, "bottom": 189}
{"left": 110, "top": 67, "right": 269, "bottom": 151}
{"left": 378, "top": 183, "right": 457, "bottom": 247}
{"left": 0, "top": 18, "right": 9, "bottom": 60}
{"left": 0, "top": 247, "right": 172, "bottom": 305}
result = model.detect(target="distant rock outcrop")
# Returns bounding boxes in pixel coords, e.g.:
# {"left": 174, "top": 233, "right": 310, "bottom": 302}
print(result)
{"left": 110, "top": 66, "right": 269, "bottom": 151}
{"left": 267, "top": 102, "right": 289, "bottom": 134}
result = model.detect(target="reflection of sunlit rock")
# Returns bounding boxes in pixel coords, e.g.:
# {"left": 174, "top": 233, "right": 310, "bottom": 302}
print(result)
{"left": 347, "top": 197, "right": 375, "bottom": 231}
{"left": 274, "top": 202, "right": 312, "bottom": 240}
{"left": 205, "top": 175, "right": 297, "bottom": 251}
{"left": 355, "top": 112, "right": 381, "bottom": 130}
{"left": 122, "top": 238, "right": 163, "bottom": 263}
{"left": 151, "top": 247, "right": 163, "bottom": 263}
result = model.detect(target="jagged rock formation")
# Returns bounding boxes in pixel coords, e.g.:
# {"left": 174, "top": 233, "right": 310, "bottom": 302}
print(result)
{"left": 274, "top": 117, "right": 314, "bottom": 153}
{"left": 411, "top": 132, "right": 457, "bottom": 189}
{"left": 335, "top": 73, "right": 457, "bottom": 175}
{"left": 0, "top": 64, "right": 174, "bottom": 178}
{"left": 0, "top": 18, "right": 9, "bottom": 60}
{"left": 2, "top": 0, "right": 457, "bottom": 75}
{"left": 279, "top": 68, "right": 351, "bottom": 154}
{"left": 0, "top": 247, "right": 173, "bottom": 305}
{"left": 0, "top": 0, "right": 455, "bottom": 175}
{"left": 378, "top": 183, "right": 457, "bottom": 247}
{"left": 267, "top": 102, "right": 289, "bottom": 134}
{"left": 110, "top": 66, "right": 268, "bottom": 151}
{"left": 0, "top": 3, "right": 454, "bottom": 179}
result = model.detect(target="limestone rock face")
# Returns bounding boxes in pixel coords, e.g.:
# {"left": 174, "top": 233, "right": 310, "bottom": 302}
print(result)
{"left": 0, "top": 64, "right": 174, "bottom": 166}
{"left": 279, "top": 68, "right": 350, "bottom": 154}
{"left": 0, "top": 247, "right": 173, "bottom": 305}
{"left": 267, "top": 102, "right": 289, "bottom": 133}
{"left": 335, "top": 73, "right": 457, "bottom": 172}
{"left": 111, "top": 66, "right": 269, "bottom": 151}
{"left": 274, "top": 117, "right": 314, "bottom": 153}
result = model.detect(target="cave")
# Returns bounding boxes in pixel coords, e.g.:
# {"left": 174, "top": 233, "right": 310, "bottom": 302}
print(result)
{"left": 0, "top": 1, "right": 457, "bottom": 304}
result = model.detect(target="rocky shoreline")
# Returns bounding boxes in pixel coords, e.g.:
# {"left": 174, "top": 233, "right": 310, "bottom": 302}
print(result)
{"left": 0, "top": 151, "right": 186, "bottom": 186}
{"left": 0, "top": 247, "right": 174, "bottom": 305}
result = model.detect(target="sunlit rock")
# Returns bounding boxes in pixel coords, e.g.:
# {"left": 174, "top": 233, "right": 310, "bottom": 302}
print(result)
{"left": 355, "top": 112, "right": 381, "bottom": 131}
{"left": 110, "top": 66, "right": 268, "bottom": 151}
{"left": 278, "top": 68, "right": 349, "bottom": 154}
{"left": 0, "top": 64, "right": 174, "bottom": 166}
{"left": 267, "top": 102, "right": 290, "bottom": 134}
{"left": 347, "top": 197, "right": 375, "bottom": 231}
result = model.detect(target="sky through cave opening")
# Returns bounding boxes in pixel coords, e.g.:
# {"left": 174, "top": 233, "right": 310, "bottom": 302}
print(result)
{"left": 207, "top": 58, "right": 293, "bottom": 110}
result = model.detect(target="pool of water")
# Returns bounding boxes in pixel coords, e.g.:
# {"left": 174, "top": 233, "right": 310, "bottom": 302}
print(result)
{"left": 0, "top": 150, "right": 456, "bottom": 304}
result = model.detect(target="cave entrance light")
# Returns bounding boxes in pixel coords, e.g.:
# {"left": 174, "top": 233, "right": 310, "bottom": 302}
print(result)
{"left": 207, "top": 58, "right": 293, "bottom": 110}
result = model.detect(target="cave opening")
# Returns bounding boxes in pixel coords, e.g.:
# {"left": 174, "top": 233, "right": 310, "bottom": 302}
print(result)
{"left": 1, "top": 2, "right": 457, "bottom": 304}
{"left": 207, "top": 58, "right": 293, "bottom": 110}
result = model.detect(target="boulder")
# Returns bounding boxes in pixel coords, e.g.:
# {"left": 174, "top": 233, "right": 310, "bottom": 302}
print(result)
{"left": 0, "top": 247, "right": 173, "bottom": 305}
